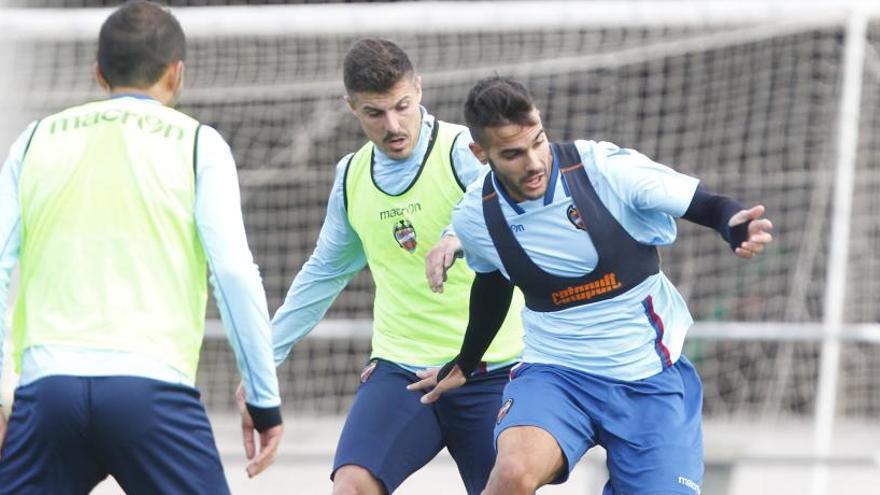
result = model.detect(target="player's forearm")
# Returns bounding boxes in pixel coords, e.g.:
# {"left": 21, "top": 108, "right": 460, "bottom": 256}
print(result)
{"left": 682, "top": 185, "right": 749, "bottom": 250}
{"left": 194, "top": 126, "right": 282, "bottom": 420}
{"left": 272, "top": 199, "right": 366, "bottom": 365}
{"left": 199, "top": 219, "right": 282, "bottom": 410}
{"left": 204, "top": 263, "right": 283, "bottom": 434}
{"left": 198, "top": 216, "right": 282, "bottom": 410}
{"left": 271, "top": 259, "right": 360, "bottom": 366}
{"left": 208, "top": 267, "right": 283, "bottom": 430}
{"left": 209, "top": 264, "right": 281, "bottom": 407}
{"left": 443, "top": 270, "right": 513, "bottom": 378}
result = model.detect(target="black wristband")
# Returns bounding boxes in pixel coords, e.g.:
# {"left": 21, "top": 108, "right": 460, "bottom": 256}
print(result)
{"left": 246, "top": 404, "right": 282, "bottom": 433}
{"left": 683, "top": 185, "right": 746, "bottom": 251}
{"left": 436, "top": 358, "right": 462, "bottom": 382}
{"left": 728, "top": 220, "right": 751, "bottom": 251}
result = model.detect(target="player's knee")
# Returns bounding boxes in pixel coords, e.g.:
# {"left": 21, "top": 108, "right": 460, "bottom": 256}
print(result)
{"left": 332, "top": 465, "right": 384, "bottom": 495}
{"left": 489, "top": 457, "right": 541, "bottom": 493}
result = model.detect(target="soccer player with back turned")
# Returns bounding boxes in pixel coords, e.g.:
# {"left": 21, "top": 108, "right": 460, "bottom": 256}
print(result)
{"left": 413, "top": 76, "right": 774, "bottom": 494}
{"left": 271, "top": 39, "right": 524, "bottom": 494}
{"left": 0, "top": 2, "right": 283, "bottom": 493}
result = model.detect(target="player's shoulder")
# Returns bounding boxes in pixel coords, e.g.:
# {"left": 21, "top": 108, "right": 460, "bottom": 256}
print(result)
{"left": 437, "top": 119, "right": 470, "bottom": 137}
{"left": 344, "top": 137, "right": 375, "bottom": 176}
{"left": 462, "top": 165, "right": 492, "bottom": 205}
{"left": 588, "top": 140, "right": 655, "bottom": 165}
{"left": 35, "top": 101, "right": 99, "bottom": 132}
{"left": 334, "top": 152, "right": 359, "bottom": 193}
{"left": 437, "top": 119, "right": 474, "bottom": 154}
{"left": 4, "top": 120, "right": 40, "bottom": 164}
{"left": 196, "top": 124, "right": 224, "bottom": 143}
{"left": 336, "top": 152, "right": 357, "bottom": 174}
{"left": 575, "top": 139, "right": 658, "bottom": 181}
{"left": 189, "top": 125, "right": 234, "bottom": 161}
{"left": 572, "top": 139, "right": 639, "bottom": 164}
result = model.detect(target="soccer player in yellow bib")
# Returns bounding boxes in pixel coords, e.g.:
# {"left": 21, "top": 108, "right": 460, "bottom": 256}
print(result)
{"left": 0, "top": 2, "right": 282, "bottom": 493}
{"left": 272, "top": 39, "right": 523, "bottom": 494}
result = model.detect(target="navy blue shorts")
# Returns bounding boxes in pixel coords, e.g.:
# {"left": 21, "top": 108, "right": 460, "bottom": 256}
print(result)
{"left": 497, "top": 357, "right": 704, "bottom": 494}
{"left": 0, "top": 375, "right": 229, "bottom": 495}
{"left": 333, "top": 359, "right": 510, "bottom": 494}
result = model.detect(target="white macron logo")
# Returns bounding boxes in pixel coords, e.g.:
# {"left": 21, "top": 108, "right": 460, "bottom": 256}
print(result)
{"left": 678, "top": 476, "right": 701, "bottom": 494}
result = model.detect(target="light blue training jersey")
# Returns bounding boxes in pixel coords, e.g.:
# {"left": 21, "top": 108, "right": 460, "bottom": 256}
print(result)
{"left": 452, "top": 140, "right": 700, "bottom": 381}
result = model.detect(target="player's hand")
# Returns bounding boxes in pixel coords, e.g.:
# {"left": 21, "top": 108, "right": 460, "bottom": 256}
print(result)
{"left": 406, "top": 364, "right": 467, "bottom": 404}
{"left": 236, "top": 383, "right": 284, "bottom": 478}
{"left": 729, "top": 204, "right": 773, "bottom": 259}
{"left": 426, "top": 234, "right": 464, "bottom": 293}
{"left": 247, "top": 423, "right": 283, "bottom": 478}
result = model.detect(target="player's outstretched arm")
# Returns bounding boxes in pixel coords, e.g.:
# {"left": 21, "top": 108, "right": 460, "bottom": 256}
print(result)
{"left": 426, "top": 233, "right": 464, "bottom": 293}
{"left": 408, "top": 269, "right": 513, "bottom": 403}
{"left": 272, "top": 155, "right": 367, "bottom": 366}
{"left": 195, "top": 126, "right": 283, "bottom": 475}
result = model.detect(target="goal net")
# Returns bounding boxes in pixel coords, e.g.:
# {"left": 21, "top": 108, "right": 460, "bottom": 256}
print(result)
{"left": 3, "top": 0, "right": 880, "bottom": 468}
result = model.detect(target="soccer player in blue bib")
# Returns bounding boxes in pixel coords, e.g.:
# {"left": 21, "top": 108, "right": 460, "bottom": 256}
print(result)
{"left": 411, "top": 76, "right": 773, "bottom": 494}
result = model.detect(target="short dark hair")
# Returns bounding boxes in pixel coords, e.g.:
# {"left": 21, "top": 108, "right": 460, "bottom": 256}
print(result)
{"left": 464, "top": 76, "right": 537, "bottom": 146}
{"left": 343, "top": 38, "right": 414, "bottom": 95}
{"left": 97, "top": 0, "right": 186, "bottom": 89}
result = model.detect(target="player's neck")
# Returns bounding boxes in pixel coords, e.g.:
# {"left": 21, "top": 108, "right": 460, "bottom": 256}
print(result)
{"left": 110, "top": 86, "right": 174, "bottom": 105}
{"left": 108, "top": 88, "right": 157, "bottom": 101}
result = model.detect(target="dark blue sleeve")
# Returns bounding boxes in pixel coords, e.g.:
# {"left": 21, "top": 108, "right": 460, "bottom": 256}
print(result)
{"left": 682, "top": 185, "right": 750, "bottom": 251}
{"left": 438, "top": 270, "right": 513, "bottom": 380}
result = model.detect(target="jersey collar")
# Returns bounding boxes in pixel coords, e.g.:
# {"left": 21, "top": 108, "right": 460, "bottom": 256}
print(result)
{"left": 545, "top": 146, "right": 562, "bottom": 204}
{"left": 110, "top": 93, "right": 160, "bottom": 103}
{"left": 492, "top": 172, "right": 526, "bottom": 215}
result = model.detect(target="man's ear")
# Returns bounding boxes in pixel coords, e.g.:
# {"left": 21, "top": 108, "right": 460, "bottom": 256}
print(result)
{"left": 344, "top": 94, "right": 358, "bottom": 116}
{"left": 469, "top": 141, "right": 488, "bottom": 164}
{"left": 95, "top": 63, "right": 111, "bottom": 92}
{"left": 170, "top": 60, "right": 185, "bottom": 91}
{"left": 413, "top": 74, "right": 423, "bottom": 102}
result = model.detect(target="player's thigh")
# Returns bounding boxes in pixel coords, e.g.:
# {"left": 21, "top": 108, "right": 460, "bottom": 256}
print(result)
{"left": 434, "top": 366, "right": 509, "bottom": 495}
{"left": 333, "top": 359, "right": 444, "bottom": 494}
{"left": 494, "top": 364, "right": 597, "bottom": 485}
{"left": 601, "top": 357, "right": 704, "bottom": 495}
{"left": 89, "top": 377, "right": 229, "bottom": 495}
{"left": 0, "top": 377, "right": 107, "bottom": 495}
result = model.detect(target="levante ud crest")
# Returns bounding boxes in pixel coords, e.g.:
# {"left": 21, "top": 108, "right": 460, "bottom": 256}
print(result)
{"left": 393, "top": 219, "right": 418, "bottom": 253}
{"left": 566, "top": 204, "right": 586, "bottom": 231}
